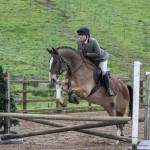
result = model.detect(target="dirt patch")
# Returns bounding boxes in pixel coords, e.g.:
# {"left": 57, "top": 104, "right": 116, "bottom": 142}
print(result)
{"left": 0, "top": 109, "right": 145, "bottom": 150}
{"left": 34, "top": 0, "right": 54, "bottom": 8}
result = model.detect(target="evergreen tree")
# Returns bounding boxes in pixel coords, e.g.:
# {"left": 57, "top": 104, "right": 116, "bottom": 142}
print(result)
{"left": 0, "top": 65, "right": 19, "bottom": 131}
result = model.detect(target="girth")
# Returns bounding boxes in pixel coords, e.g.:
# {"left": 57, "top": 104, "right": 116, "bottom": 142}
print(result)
{"left": 87, "top": 81, "right": 102, "bottom": 98}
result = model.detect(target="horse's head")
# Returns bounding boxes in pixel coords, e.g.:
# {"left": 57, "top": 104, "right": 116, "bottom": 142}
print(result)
{"left": 47, "top": 47, "right": 67, "bottom": 84}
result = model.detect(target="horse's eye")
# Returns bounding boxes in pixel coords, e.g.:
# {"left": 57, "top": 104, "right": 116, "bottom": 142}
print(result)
{"left": 53, "top": 60, "right": 58, "bottom": 64}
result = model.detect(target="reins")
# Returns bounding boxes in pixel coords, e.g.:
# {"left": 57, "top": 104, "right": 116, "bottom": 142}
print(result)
{"left": 59, "top": 51, "right": 84, "bottom": 75}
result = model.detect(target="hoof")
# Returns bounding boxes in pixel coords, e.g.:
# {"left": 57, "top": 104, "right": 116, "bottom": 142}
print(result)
{"left": 73, "top": 96, "right": 79, "bottom": 104}
{"left": 68, "top": 99, "right": 74, "bottom": 103}
{"left": 60, "top": 101, "right": 67, "bottom": 107}
{"left": 116, "top": 140, "right": 119, "bottom": 144}
{"left": 57, "top": 98, "right": 67, "bottom": 107}
{"left": 68, "top": 96, "right": 80, "bottom": 104}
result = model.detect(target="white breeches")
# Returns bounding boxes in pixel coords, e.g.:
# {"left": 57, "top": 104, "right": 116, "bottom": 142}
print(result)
{"left": 98, "top": 60, "right": 108, "bottom": 75}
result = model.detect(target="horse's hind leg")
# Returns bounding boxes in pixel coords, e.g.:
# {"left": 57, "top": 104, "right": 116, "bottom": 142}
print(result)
{"left": 115, "top": 112, "right": 126, "bottom": 144}
{"left": 104, "top": 106, "right": 122, "bottom": 144}
{"left": 117, "top": 124, "right": 124, "bottom": 136}
{"left": 104, "top": 102, "right": 124, "bottom": 144}
{"left": 115, "top": 124, "right": 125, "bottom": 144}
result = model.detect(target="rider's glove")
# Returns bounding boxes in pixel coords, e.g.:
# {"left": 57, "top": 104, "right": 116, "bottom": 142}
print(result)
{"left": 82, "top": 51, "right": 87, "bottom": 57}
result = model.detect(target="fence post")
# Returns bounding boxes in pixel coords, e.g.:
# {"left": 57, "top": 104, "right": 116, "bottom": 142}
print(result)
{"left": 132, "top": 61, "right": 142, "bottom": 150}
{"left": 23, "top": 80, "right": 27, "bottom": 112}
{"left": 144, "top": 72, "right": 150, "bottom": 139}
{"left": 88, "top": 103, "right": 92, "bottom": 111}
{"left": 4, "top": 73, "right": 10, "bottom": 133}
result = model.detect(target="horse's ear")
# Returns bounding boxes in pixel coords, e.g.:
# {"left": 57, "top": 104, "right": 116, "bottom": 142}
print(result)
{"left": 52, "top": 47, "right": 55, "bottom": 51}
{"left": 47, "top": 47, "right": 58, "bottom": 54}
{"left": 52, "top": 47, "right": 58, "bottom": 54}
{"left": 47, "top": 48, "right": 52, "bottom": 53}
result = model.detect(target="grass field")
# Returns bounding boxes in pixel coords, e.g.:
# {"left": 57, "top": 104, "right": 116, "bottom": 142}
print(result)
{"left": 0, "top": 0, "right": 150, "bottom": 79}
{"left": 1, "top": 0, "right": 149, "bottom": 111}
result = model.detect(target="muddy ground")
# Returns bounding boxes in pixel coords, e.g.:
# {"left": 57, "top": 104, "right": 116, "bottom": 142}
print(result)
{"left": 0, "top": 109, "right": 145, "bottom": 150}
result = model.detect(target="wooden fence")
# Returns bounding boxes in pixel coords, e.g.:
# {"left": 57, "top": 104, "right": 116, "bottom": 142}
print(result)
{"left": 10, "top": 78, "right": 146, "bottom": 113}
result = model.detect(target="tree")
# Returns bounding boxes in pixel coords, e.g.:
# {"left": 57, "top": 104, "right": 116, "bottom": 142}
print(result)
{"left": 0, "top": 65, "right": 19, "bottom": 132}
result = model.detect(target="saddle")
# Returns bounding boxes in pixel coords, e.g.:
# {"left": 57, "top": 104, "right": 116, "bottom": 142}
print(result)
{"left": 87, "top": 66, "right": 111, "bottom": 97}
{"left": 93, "top": 67, "right": 111, "bottom": 84}
{"left": 93, "top": 67, "right": 102, "bottom": 85}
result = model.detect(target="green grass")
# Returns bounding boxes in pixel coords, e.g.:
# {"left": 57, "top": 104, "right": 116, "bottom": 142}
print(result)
{"left": 1, "top": 0, "right": 149, "bottom": 111}
{"left": 64, "top": 0, "right": 150, "bottom": 77}
{"left": 0, "top": 0, "right": 72, "bottom": 78}
{"left": 0, "top": 0, "right": 150, "bottom": 79}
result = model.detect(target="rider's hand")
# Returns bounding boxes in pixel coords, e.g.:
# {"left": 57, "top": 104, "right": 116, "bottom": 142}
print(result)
{"left": 82, "top": 51, "right": 87, "bottom": 57}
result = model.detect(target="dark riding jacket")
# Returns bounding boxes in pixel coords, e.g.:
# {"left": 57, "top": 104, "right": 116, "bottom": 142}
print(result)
{"left": 77, "top": 38, "right": 109, "bottom": 65}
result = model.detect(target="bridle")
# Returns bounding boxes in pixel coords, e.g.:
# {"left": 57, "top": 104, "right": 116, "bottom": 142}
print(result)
{"left": 49, "top": 55, "right": 66, "bottom": 78}
{"left": 50, "top": 52, "right": 84, "bottom": 77}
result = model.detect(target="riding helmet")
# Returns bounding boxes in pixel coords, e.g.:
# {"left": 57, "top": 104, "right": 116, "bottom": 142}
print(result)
{"left": 77, "top": 27, "right": 90, "bottom": 35}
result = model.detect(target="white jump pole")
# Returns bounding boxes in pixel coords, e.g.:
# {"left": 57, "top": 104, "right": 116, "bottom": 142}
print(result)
{"left": 132, "top": 61, "right": 142, "bottom": 150}
{"left": 144, "top": 72, "right": 150, "bottom": 139}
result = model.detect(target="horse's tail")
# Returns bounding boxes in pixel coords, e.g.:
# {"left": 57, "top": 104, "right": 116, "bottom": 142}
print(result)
{"left": 127, "top": 84, "right": 133, "bottom": 118}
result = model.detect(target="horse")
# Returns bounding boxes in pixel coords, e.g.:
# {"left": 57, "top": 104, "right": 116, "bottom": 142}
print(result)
{"left": 47, "top": 46, "right": 133, "bottom": 139}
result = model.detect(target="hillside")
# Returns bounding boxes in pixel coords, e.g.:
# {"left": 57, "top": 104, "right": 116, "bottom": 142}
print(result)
{"left": 0, "top": 0, "right": 150, "bottom": 79}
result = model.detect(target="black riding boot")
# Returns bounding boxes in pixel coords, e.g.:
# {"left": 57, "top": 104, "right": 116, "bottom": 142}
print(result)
{"left": 103, "top": 73, "right": 114, "bottom": 97}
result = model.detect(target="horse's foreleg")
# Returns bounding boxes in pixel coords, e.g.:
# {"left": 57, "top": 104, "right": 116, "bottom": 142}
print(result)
{"left": 68, "top": 92, "right": 73, "bottom": 103}
{"left": 68, "top": 92, "right": 79, "bottom": 104}
{"left": 72, "top": 87, "right": 87, "bottom": 98}
{"left": 57, "top": 80, "right": 79, "bottom": 105}
{"left": 61, "top": 79, "right": 69, "bottom": 93}
{"left": 55, "top": 83, "right": 67, "bottom": 107}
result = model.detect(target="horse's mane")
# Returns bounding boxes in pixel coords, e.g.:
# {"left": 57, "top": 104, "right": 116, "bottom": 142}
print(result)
{"left": 56, "top": 46, "right": 98, "bottom": 70}
{"left": 56, "top": 46, "right": 81, "bottom": 55}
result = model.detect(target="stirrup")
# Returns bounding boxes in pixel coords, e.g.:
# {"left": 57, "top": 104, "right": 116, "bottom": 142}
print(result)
{"left": 107, "top": 89, "right": 114, "bottom": 97}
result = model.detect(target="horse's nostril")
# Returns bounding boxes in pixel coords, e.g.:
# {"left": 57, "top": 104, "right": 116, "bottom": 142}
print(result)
{"left": 50, "top": 79, "right": 56, "bottom": 84}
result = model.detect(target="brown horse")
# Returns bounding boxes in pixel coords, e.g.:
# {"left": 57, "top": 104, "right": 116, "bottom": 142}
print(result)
{"left": 47, "top": 46, "right": 133, "bottom": 138}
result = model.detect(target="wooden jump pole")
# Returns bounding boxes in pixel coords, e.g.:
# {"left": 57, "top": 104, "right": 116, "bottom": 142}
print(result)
{"left": 1, "top": 120, "right": 129, "bottom": 141}
{"left": 23, "top": 118, "right": 135, "bottom": 142}
{"left": 0, "top": 112, "right": 131, "bottom": 122}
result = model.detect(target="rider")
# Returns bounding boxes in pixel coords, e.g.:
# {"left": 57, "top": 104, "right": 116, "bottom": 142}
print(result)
{"left": 76, "top": 26, "right": 114, "bottom": 97}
